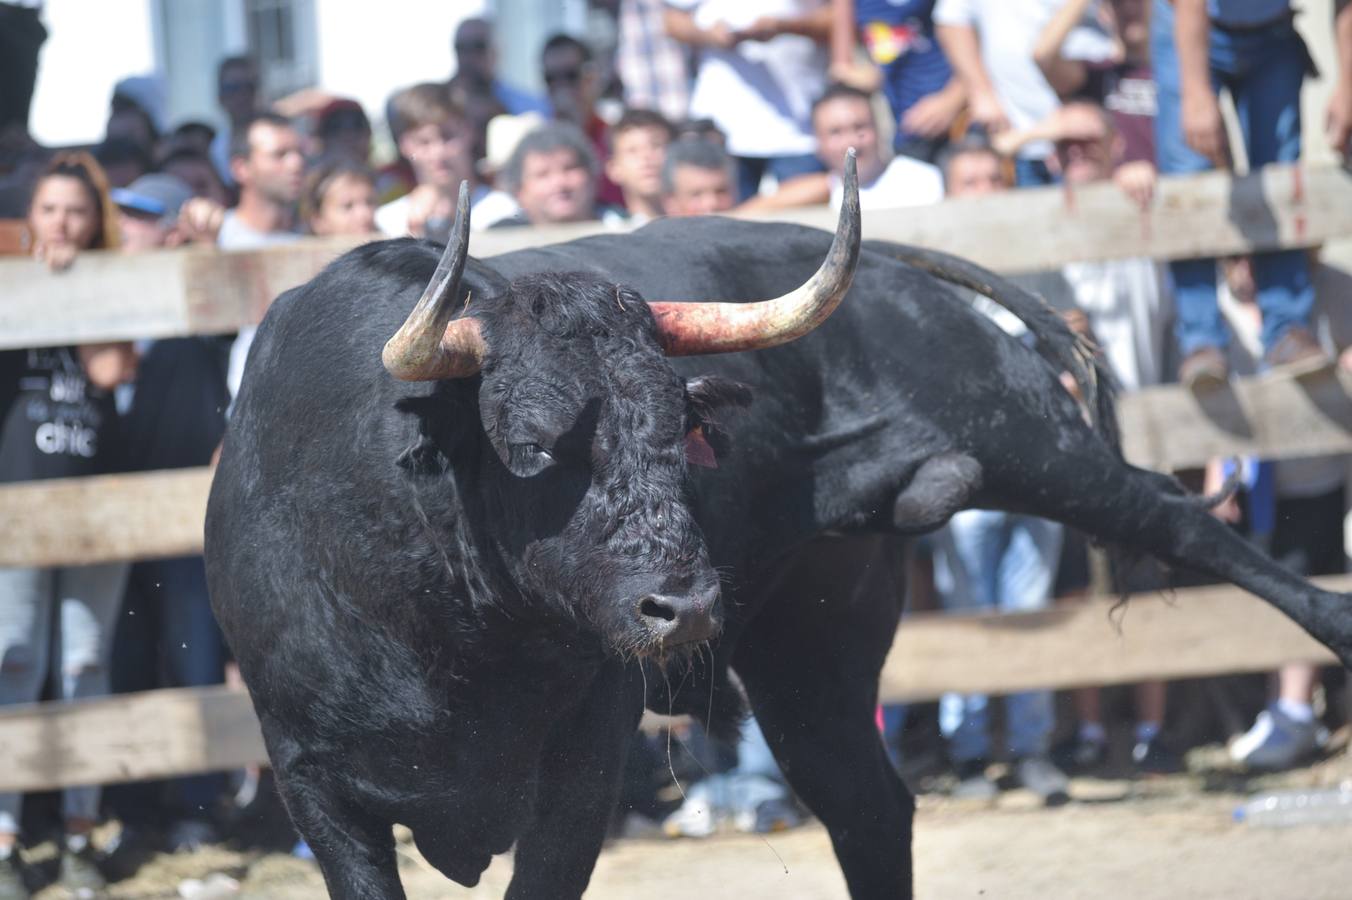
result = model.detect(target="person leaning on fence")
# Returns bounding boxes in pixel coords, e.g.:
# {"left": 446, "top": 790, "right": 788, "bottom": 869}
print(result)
{"left": 1153, "top": 0, "right": 1352, "bottom": 391}
{"left": 603, "top": 107, "right": 676, "bottom": 224}
{"left": 0, "top": 152, "right": 136, "bottom": 900}
{"left": 1204, "top": 253, "right": 1352, "bottom": 771}
{"left": 493, "top": 122, "right": 606, "bottom": 227}
{"left": 301, "top": 157, "right": 379, "bottom": 237}
{"left": 660, "top": 136, "right": 739, "bottom": 216}
{"left": 736, "top": 81, "right": 946, "bottom": 213}
{"left": 219, "top": 113, "right": 304, "bottom": 404}
{"left": 376, "top": 83, "right": 486, "bottom": 240}
{"left": 80, "top": 171, "right": 237, "bottom": 855}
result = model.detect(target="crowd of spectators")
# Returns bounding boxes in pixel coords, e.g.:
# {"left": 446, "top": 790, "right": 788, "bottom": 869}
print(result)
{"left": 2, "top": 0, "right": 1352, "bottom": 892}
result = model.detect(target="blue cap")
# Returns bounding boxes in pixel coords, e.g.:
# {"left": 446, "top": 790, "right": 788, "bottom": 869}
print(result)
{"left": 111, "top": 173, "right": 193, "bottom": 223}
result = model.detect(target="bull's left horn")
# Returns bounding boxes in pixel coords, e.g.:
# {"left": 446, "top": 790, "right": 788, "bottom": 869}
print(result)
{"left": 648, "top": 148, "right": 861, "bottom": 356}
{"left": 383, "top": 181, "right": 487, "bottom": 380}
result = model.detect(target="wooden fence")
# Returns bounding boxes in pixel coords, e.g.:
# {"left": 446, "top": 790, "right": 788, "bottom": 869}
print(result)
{"left": 1, "top": 162, "right": 1350, "bottom": 793}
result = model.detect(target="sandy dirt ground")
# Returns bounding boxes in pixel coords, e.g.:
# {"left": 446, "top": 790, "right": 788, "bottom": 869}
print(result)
{"left": 24, "top": 745, "right": 1349, "bottom": 899}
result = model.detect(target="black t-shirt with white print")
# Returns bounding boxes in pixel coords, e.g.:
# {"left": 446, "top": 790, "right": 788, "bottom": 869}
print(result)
{"left": 0, "top": 347, "right": 120, "bottom": 483}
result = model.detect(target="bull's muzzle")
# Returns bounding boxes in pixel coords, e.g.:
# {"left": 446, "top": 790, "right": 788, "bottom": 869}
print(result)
{"left": 637, "top": 581, "right": 721, "bottom": 647}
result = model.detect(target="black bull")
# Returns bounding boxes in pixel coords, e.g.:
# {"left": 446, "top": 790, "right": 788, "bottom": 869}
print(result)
{"left": 205, "top": 215, "right": 1352, "bottom": 900}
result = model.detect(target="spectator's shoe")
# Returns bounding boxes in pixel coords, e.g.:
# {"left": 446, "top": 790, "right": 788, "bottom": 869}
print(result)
{"left": 59, "top": 838, "right": 108, "bottom": 900}
{"left": 1013, "top": 755, "right": 1070, "bottom": 807}
{"left": 951, "top": 759, "right": 997, "bottom": 801}
{"left": 1131, "top": 735, "right": 1183, "bottom": 775}
{"left": 1265, "top": 326, "right": 1333, "bottom": 376}
{"left": 662, "top": 796, "right": 718, "bottom": 838}
{"left": 1179, "top": 346, "right": 1229, "bottom": 392}
{"left": 734, "top": 797, "right": 803, "bottom": 835}
{"left": 1229, "top": 705, "right": 1328, "bottom": 771}
{"left": 0, "top": 851, "right": 30, "bottom": 900}
{"left": 1051, "top": 733, "right": 1107, "bottom": 773}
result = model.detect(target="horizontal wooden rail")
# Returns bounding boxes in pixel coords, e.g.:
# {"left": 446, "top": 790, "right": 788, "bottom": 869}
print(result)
{"left": 3, "top": 360, "right": 1349, "bottom": 570}
{"left": 1119, "top": 363, "right": 1352, "bottom": 471}
{"left": 0, "top": 577, "right": 1340, "bottom": 794}
{"left": 4, "top": 163, "right": 1351, "bottom": 350}
{"left": 880, "top": 575, "right": 1342, "bottom": 702}
{"left": 0, "top": 468, "right": 211, "bottom": 568}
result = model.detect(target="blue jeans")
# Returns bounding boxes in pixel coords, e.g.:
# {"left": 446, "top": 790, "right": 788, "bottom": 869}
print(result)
{"left": 0, "top": 563, "right": 128, "bottom": 832}
{"left": 734, "top": 153, "right": 824, "bottom": 201}
{"left": 1151, "top": 0, "right": 1314, "bottom": 356}
{"left": 931, "top": 510, "right": 1062, "bottom": 762}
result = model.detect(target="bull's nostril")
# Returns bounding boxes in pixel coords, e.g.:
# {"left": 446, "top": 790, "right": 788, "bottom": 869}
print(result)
{"left": 639, "top": 596, "right": 677, "bottom": 622}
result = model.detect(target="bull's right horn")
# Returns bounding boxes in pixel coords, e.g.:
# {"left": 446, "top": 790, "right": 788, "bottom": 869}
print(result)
{"left": 383, "top": 181, "right": 487, "bottom": 380}
{"left": 646, "top": 148, "right": 861, "bottom": 356}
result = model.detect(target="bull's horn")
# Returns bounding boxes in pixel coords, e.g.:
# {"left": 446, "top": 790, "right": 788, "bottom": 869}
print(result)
{"left": 382, "top": 182, "right": 486, "bottom": 380}
{"left": 647, "top": 148, "right": 861, "bottom": 356}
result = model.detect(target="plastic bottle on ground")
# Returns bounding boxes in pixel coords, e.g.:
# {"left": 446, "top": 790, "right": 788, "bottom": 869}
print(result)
{"left": 1233, "top": 782, "right": 1352, "bottom": 828}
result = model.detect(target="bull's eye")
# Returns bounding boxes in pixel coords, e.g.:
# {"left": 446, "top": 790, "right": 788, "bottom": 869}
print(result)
{"left": 508, "top": 441, "right": 555, "bottom": 477}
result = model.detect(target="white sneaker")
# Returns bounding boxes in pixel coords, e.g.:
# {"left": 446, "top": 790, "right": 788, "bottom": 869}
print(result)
{"left": 662, "top": 795, "right": 719, "bottom": 838}
{"left": 1230, "top": 706, "right": 1326, "bottom": 771}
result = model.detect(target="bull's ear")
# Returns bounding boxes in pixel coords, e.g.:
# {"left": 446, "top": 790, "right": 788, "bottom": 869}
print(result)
{"left": 685, "top": 376, "right": 753, "bottom": 467}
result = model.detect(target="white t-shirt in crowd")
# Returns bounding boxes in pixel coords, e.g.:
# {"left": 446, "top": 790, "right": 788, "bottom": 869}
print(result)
{"left": 667, "top": 0, "right": 827, "bottom": 159}
{"left": 1060, "top": 257, "right": 1171, "bottom": 393}
{"left": 217, "top": 211, "right": 300, "bottom": 401}
{"left": 375, "top": 185, "right": 520, "bottom": 236}
{"left": 933, "top": 0, "right": 1115, "bottom": 160}
{"left": 829, "top": 156, "right": 945, "bottom": 212}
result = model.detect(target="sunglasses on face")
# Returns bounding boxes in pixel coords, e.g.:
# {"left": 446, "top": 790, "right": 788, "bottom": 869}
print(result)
{"left": 323, "top": 113, "right": 368, "bottom": 134}
{"left": 544, "top": 68, "right": 583, "bottom": 87}
{"left": 220, "top": 81, "right": 256, "bottom": 95}
{"left": 456, "top": 39, "right": 490, "bottom": 53}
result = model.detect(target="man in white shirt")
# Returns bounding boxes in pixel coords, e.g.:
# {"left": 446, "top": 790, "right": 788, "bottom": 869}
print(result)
{"left": 814, "top": 83, "right": 943, "bottom": 211}
{"left": 218, "top": 113, "right": 305, "bottom": 401}
{"left": 737, "top": 82, "right": 943, "bottom": 214}
{"left": 663, "top": 0, "right": 831, "bottom": 199}
{"left": 934, "top": 0, "right": 1114, "bottom": 185}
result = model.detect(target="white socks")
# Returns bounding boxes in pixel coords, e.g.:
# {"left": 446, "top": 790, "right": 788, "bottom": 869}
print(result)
{"left": 1276, "top": 699, "right": 1315, "bottom": 723}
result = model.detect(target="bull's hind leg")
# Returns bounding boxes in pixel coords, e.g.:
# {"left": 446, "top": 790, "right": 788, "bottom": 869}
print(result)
{"left": 998, "top": 451, "right": 1352, "bottom": 668}
{"left": 506, "top": 659, "right": 645, "bottom": 900}
{"left": 260, "top": 716, "right": 406, "bottom": 900}
{"left": 733, "top": 534, "right": 914, "bottom": 900}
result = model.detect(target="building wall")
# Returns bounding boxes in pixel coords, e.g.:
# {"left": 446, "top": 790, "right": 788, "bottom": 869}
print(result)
{"left": 313, "top": 0, "right": 484, "bottom": 124}
{"left": 29, "top": 0, "right": 159, "bottom": 147}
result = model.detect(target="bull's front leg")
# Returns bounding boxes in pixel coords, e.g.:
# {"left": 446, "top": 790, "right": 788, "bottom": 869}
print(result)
{"left": 505, "top": 659, "right": 645, "bottom": 900}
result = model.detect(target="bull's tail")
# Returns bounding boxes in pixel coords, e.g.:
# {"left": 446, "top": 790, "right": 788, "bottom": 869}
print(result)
{"left": 865, "top": 240, "right": 1121, "bottom": 455}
